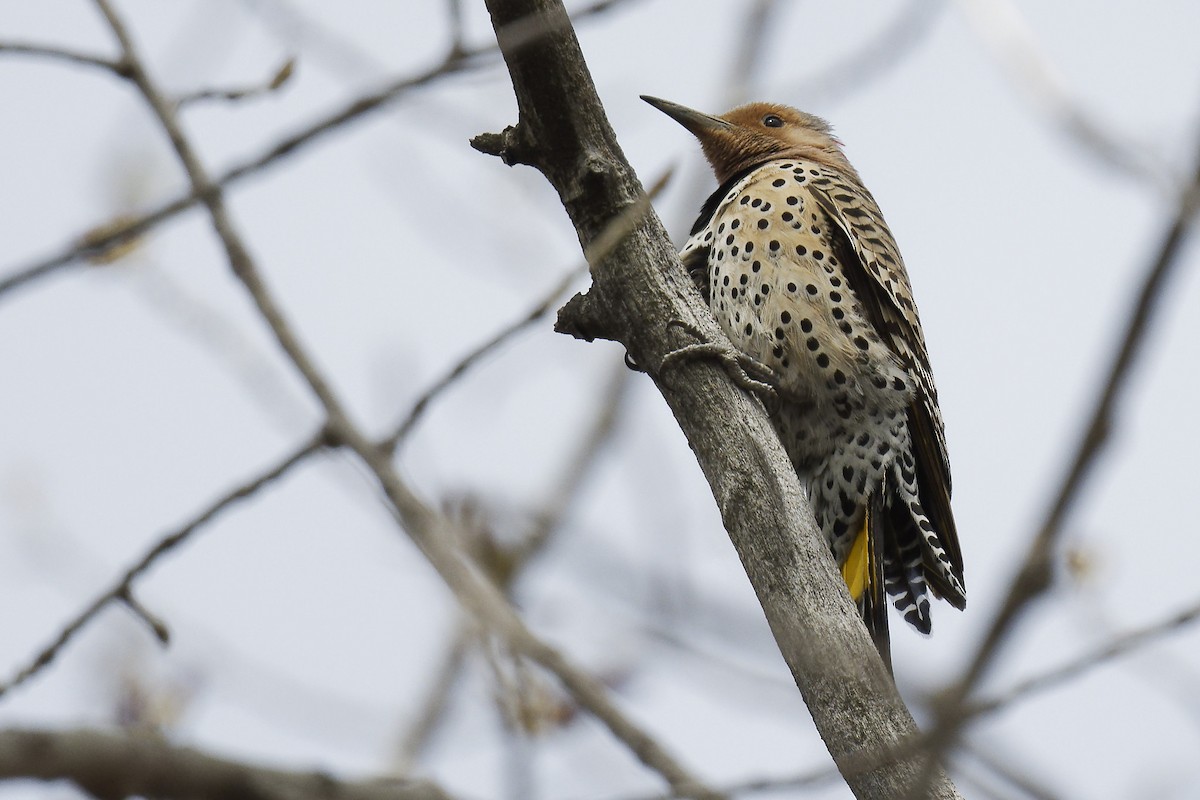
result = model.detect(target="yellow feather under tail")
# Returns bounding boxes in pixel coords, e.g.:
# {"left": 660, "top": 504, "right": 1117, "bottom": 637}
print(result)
{"left": 841, "top": 511, "right": 872, "bottom": 602}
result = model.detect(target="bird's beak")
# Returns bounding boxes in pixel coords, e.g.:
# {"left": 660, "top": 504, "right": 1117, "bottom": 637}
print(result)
{"left": 640, "top": 95, "right": 732, "bottom": 135}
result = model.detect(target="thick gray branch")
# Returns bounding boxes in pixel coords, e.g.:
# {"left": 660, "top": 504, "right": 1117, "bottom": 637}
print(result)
{"left": 475, "top": 1, "right": 962, "bottom": 798}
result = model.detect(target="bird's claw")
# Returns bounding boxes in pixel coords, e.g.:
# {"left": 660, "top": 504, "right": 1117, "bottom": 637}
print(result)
{"left": 659, "top": 320, "right": 783, "bottom": 415}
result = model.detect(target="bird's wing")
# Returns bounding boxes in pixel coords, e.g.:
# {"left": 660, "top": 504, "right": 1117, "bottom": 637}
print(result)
{"left": 807, "top": 166, "right": 965, "bottom": 597}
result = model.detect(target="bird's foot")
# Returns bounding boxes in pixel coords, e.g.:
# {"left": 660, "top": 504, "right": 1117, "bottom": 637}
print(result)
{"left": 659, "top": 320, "right": 783, "bottom": 413}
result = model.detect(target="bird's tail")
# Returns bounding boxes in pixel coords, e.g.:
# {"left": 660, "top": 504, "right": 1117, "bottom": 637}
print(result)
{"left": 841, "top": 491, "right": 891, "bottom": 675}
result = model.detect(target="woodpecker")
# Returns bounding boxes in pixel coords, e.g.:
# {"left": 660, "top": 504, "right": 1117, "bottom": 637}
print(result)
{"left": 643, "top": 95, "right": 965, "bottom": 666}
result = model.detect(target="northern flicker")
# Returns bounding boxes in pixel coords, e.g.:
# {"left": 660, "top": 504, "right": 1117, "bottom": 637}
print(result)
{"left": 643, "top": 96, "right": 965, "bottom": 665}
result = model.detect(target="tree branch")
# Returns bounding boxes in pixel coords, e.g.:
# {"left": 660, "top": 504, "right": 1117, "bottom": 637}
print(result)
{"left": 175, "top": 57, "right": 296, "bottom": 107}
{"left": 0, "top": 0, "right": 640, "bottom": 305}
{"left": 0, "top": 727, "right": 450, "bottom": 800}
{"left": 0, "top": 435, "right": 324, "bottom": 699}
{"left": 475, "top": 0, "right": 962, "bottom": 797}
{"left": 911, "top": 95, "right": 1200, "bottom": 797}
{"left": 0, "top": 40, "right": 129, "bottom": 75}
{"left": 88, "top": 2, "right": 716, "bottom": 796}
{"left": 966, "top": 593, "right": 1200, "bottom": 721}
{"left": 381, "top": 166, "right": 669, "bottom": 455}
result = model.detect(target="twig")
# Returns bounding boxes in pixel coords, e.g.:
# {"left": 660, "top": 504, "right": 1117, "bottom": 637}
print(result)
{"left": 517, "top": 360, "right": 631, "bottom": 563}
{"left": 966, "top": 594, "right": 1200, "bottom": 721}
{"left": 0, "top": 435, "right": 323, "bottom": 699}
{"left": 175, "top": 57, "right": 296, "bottom": 107}
{"left": 393, "top": 629, "right": 472, "bottom": 773}
{"left": 380, "top": 265, "right": 584, "bottom": 454}
{"left": 910, "top": 99, "right": 1200, "bottom": 797}
{"left": 90, "top": 2, "right": 718, "bottom": 796}
{"left": 952, "top": 739, "right": 1062, "bottom": 800}
{"left": 0, "top": 726, "right": 451, "bottom": 800}
{"left": 4, "top": 53, "right": 461, "bottom": 296}
{"left": 116, "top": 589, "right": 171, "bottom": 645}
{"left": 0, "top": 40, "right": 129, "bottom": 75}
{"left": 446, "top": 0, "right": 468, "bottom": 57}
{"left": 394, "top": 362, "right": 632, "bottom": 771}
{"left": 944, "top": 112, "right": 1200, "bottom": 702}
{"left": 380, "top": 167, "right": 669, "bottom": 455}
{"left": 0, "top": 0, "right": 641, "bottom": 304}
{"left": 236, "top": 0, "right": 388, "bottom": 80}
{"left": 598, "top": 761, "right": 841, "bottom": 800}
{"left": 130, "top": 264, "right": 315, "bottom": 435}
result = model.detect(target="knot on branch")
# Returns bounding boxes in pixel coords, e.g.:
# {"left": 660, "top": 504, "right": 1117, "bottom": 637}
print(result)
{"left": 470, "top": 125, "right": 535, "bottom": 167}
{"left": 555, "top": 290, "right": 614, "bottom": 343}
{"left": 564, "top": 151, "right": 629, "bottom": 207}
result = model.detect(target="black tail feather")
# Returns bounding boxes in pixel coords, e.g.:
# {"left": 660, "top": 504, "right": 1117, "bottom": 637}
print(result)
{"left": 861, "top": 491, "right": 892, "bottom": 675}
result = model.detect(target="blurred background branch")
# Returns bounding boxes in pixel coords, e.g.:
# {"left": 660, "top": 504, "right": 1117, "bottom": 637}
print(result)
{"left": 913, "top": 94, "right": 1200, "bottom": 797}
{"left": 0, "top": 727, "right": 452, "bottom": 800}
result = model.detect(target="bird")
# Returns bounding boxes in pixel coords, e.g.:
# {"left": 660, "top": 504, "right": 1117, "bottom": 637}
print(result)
{"left": 642, "top": 95, "right": 965, "bottom": 668}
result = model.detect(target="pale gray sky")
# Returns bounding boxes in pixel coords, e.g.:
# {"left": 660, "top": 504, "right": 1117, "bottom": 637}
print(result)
{"left": 2, "top": 1, "right": 1200, "bottom": 798}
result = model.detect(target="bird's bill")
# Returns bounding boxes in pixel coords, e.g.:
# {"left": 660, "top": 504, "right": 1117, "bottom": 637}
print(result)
{"left": 640, "top": 95, "right": 732, "bottom": 134}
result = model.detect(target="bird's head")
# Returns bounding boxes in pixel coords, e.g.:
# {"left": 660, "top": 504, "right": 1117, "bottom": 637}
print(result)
{"left": 641, "top": 96, "right": 854, "bottom": 184}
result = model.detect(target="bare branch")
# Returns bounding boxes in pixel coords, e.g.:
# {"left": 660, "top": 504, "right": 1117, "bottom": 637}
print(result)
{"left": 518, "top": 360, "right": 631, "bottom": 562}
{"left": 943, "top": 115, "right": 1200, "bottom": 701}
{"left": 0, "top": 436, "right": 323, "bottom": 699}
{"left": 0, "top": 40, "right": 129, "bottom": 75}
{"left": 446, "top": 0, "right": 468, "bottom": 57}
{"left": 396, "top": 358, "right": 631, "bottom": 771}
{"left": 952, "top": 739, "right": 1062, "bottom": 800}
{"left": 381, "top": 265, "right": 585, "bottom": 454}
{"left": 236, "top": 0, "right": 389, "bottom": 79}
{"left": 0, "top": 727, "right": 451, "bottom": 800}
{"left": 967, "top": 594, "right": 1200, "bottom": 720}
{"left": 175, "top": 57, "right": 296, "bottom": 107}
{"left": 116, "top": 589, "right": 171, "bottom": 646}
{"left": 393, "top": 629, "right": 472, "bottom": 773}
{"left": 383, "top": 165, "right": 667, "bottom": 452}
{"left": 476, "top": 0, "right": 962, "bottom": 797}
{"left": 909, "top": 99, "right": 1200, "bottom": 798}
{"left": 608, "top": 762, "right": 841, "bottom": 800}
{"left": 87, "top": 2, "right": 717, "bottom": 796}
{"left": 0, "top": 0, "right": 642, "bottom": 305}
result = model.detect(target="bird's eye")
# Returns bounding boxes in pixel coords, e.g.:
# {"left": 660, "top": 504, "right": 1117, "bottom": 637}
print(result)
{"left": 763, "top": 114, "right": 784, "bottom": 128}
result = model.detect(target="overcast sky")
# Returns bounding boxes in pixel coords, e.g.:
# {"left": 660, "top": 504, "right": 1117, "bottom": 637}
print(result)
{"left": 2, "top": 1, "right": 1200, "bottom": 798}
